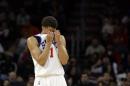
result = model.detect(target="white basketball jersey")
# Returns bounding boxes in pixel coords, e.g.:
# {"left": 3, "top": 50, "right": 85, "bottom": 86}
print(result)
{"left": 32, "top": 34, "right": 65, "bottom": 77}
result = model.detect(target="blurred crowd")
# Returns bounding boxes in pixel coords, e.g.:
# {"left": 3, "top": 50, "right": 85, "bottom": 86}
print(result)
{"left": 0, "top": 0, "right": 129, "bottom": 86}
{"left": 64, "top": 16, "right": 129, "bottom": 86}
{"left": 65, "top": 16, "right": 129, "bottom": 86}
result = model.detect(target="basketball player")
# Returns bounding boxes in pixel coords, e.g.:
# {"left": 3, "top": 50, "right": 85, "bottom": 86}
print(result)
{"left": 27, "top": 16, "right": 69, "bottom": 86}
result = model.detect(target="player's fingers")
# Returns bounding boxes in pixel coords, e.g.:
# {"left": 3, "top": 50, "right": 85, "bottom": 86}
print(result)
{"left": 55, "top": 30, "right": 60, "bottom": 35}
{"left": 47, "top": 31, "right": 51, "bottom": 36}
{"left": 50, "top": 32, "right": 54, "bottom": 39}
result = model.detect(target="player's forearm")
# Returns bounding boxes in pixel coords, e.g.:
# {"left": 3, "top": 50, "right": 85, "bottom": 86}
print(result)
{"left": 57, "top": 45, "right": 69, "bottom": 65}
{"left": 38, "top": 43, "right": 51, "bottom": 66}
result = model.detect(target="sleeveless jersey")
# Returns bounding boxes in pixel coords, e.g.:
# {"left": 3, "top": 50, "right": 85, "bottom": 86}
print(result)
{"left": 31, "top": 34, "right": 64, "bottom": 77}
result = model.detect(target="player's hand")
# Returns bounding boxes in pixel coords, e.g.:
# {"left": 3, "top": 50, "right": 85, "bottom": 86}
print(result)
{"left": 46, "top": 32, "right": 54, "bottom": 45}
{"left": 54, "top": 30, "right": 61, "bottom": 45}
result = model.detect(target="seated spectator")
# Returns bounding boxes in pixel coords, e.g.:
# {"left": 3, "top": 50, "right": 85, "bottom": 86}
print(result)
{"left": 65, "top": 58, "right": 81, "bottom": 86}
{"left": 102, "top": 56, "right": 112, "bottom": 73}
{"left": 97, "top": 72, "right": 112, "bottom": 86}
{"left": 16, "top": 8, "right": 30, "bottom": 26}
{"left": 126, "top": 72, "right": 130, "bottom": 84}
{"left": 8, "top": 71, "right": 25, "bottom": 86}
{"left": 85, "top": 38, "right": 105, "bottom": 56}
{"left": 0, "top": 22, "right": 11, "bottom": 50}
{"left": 3, "top": 80, "right": 10, "bottom": 86}
{"left": 102, "top": 17, "right": 114, "bottom": 40}
{"left": 26, "top": 75, "right": 34, "bottom": 86}
{"left": 78, "top": 71, "right": 97, "bottom": 86}
{"left": 91, "top": 57, "right": 103, "bottom": 76}
{"left": 0, "top": 55, "right": 17, "bottom": 77}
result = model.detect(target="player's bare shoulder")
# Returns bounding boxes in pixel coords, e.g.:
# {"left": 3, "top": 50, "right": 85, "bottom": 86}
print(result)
{"left": 27, "top": 36, "right": 38, "bottom": 49}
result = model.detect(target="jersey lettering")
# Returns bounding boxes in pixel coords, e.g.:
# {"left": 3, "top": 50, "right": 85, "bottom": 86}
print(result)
{"left": 41, "top": 40, "right": 46, "bottom": 49}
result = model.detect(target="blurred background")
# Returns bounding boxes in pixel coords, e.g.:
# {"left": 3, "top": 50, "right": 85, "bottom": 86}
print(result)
{"left": 0, "top": 0, "right": 129, "bottom": 86}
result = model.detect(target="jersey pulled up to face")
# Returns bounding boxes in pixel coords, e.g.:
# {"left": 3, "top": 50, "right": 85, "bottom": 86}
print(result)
{"left": 32, "top": 34, "right": 64, "bottom": 77}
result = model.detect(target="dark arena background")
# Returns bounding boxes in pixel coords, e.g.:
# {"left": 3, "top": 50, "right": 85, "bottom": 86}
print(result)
{"left": 0, "top": 0, "right": 129, "bottom": 86}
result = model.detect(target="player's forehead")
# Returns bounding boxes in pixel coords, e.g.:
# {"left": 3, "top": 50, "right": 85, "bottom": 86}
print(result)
{"left": 46, "top": 27, "right": 56, "bottom": 31}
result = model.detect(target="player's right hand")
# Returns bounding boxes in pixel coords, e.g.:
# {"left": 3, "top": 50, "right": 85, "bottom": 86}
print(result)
{"left": 46, "top": 32, "right": 54, "bottom": 44}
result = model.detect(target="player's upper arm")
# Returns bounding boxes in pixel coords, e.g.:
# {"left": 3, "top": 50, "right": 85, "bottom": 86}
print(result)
{"left": 27, "top": 36, "right": 41, "bottom": 62}
{"left": 61, "top": 35, "right": 66, "bottom": 47}
{"left": 60, "top": 35, "right": 69, "bottom": 65}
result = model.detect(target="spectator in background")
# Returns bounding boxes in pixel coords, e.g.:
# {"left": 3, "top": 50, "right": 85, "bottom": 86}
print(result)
{"left": 121, "top": 15, "right": 129, "bottom": 25}
{"left": 78, "top": 72, "right": 89, "bottom": 86}
{"left": 78, "top": 72, "right": 97, "bottom": 86}
{"left": 126, "top": 72, "right": 130, "bottom": 85}
{"left": 65, "top": 58, "right": 81, "bottom": 86}
{"left": 15, "top": 35, "right": 27, "bottom": 58}
{"left": 85, "top": 38, "right": 105, "bottom": 56}
{"left": 8, "top": 11, "right": 16, "bottom": 26}
{"left": 111, "top": 26, "right": 128, "bottom": 65}
{"left": 16, "top": 8, "right": 30, "bottom": 26}
{"left": 8, "top": 71, "right": 25, "bottom": 86}
{"left": 8, "top": 71, "right": 17, "bottom": 82}
{"left": 0, "top": 22, "right": 10, "bottom": 39}
{"left": 102, "top": 56, "right": 112, "bottom": 73}
{"left": 0, "top": 22, "right": 10, "bottom": 50}
{"left": 97, "top": 72, "right": 112, "bottom": 86}
{"left": 102, "top": 17, "right": 114, "bottom": 40}
{"left": 0, "top": 55, "right": 17, "bottom": 80}
{"left": 122, "top": 72, "right": 130, "bottom": 86}
{"left": 91, "top": 57, "right": 103, "bottom": 76}
{"left": 3, "top": 80, "right": 10, "bottom": 86}
{"left": 26, "top": 75, "right": 34, "bottom": 86}
{"left": 105, "top": 43, "right": 113, "bottom": 59}
{"left": 17, "top": 47, "right": 34, "bottom": 79}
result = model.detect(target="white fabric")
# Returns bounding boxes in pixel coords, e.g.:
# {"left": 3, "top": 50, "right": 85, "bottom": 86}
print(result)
{"left": 34, "top": 75, "right": 67, "bottom": 86}
{"left": 116, "top": 73, "right": 127, "bottom": 86}
{"left": 32, "top": 34, "right": 64, "bottom": 77}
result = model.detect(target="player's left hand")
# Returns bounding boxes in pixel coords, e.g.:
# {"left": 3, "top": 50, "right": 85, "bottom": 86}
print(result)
{"left": 54, "top": 30, "right": 61, "bottom": 45}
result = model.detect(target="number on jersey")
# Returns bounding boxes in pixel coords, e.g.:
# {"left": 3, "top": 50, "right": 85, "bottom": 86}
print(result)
{"left": 50, "top": 48, "right": 53, "bottom": 58}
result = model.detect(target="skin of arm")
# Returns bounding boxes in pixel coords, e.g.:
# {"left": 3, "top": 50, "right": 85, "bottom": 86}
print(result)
{"left": 57, "top": 35, "right": 69, "bottom": 65}
{"left": 27, "top": 36, "right": 52, "bottom": 66}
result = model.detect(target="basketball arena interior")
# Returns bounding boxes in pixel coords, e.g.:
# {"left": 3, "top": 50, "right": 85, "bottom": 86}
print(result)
{"left": 0, "top": 0, "right": 129, "bottom": 86}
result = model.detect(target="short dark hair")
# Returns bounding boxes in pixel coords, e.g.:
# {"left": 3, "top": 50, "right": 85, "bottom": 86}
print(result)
{"left": 41, "top": 16, "right": 58, "bottom": 28}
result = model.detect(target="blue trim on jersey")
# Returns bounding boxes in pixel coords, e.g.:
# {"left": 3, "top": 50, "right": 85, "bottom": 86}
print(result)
{"left": 34, "top": 35, "right": 41, "bottom": 46}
